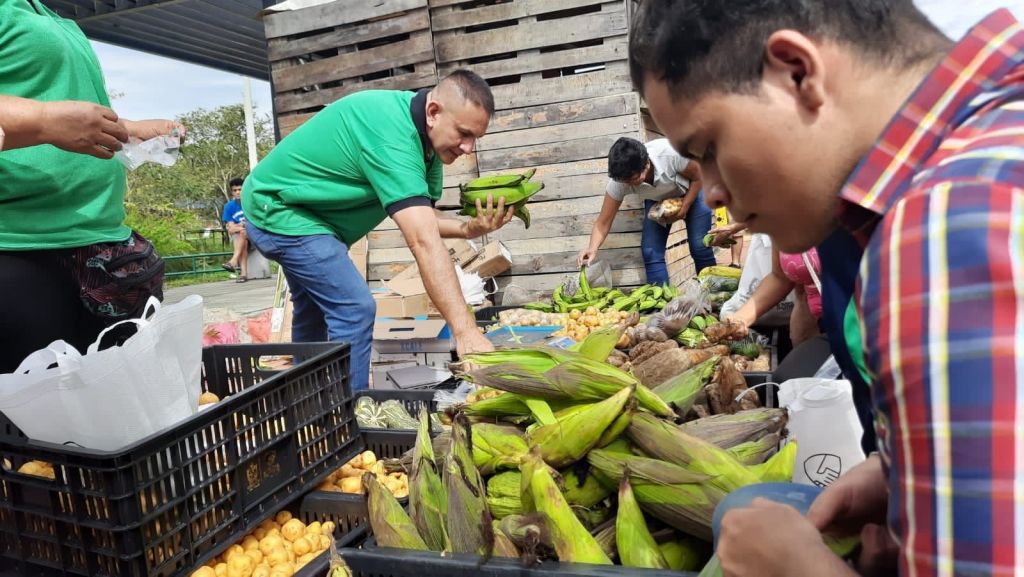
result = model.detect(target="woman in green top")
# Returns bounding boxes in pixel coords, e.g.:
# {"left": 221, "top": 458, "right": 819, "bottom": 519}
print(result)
{"left": 0, "top": 0, "right": 183, "bottom": 372}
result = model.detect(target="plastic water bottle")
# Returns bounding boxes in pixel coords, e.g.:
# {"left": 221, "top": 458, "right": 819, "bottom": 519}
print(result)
{"left": 779, "top": 379, "right": 866, "bottom": 488}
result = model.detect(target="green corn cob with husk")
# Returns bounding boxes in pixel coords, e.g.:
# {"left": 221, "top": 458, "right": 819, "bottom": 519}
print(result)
{"left": 462, "top": 391, "right": 534, "bottom": 418}
{"left": 587, "top": 448, "right": 720, "bottom": 540}
{"left": 727, "top": 433, "right": 781, "bottom": 465}
{"left": 749, "top": 439, "right": 798, "bottom": 482}
{"left": 491, "top": 520, "right": 520, "bottom": 558}
{"left": 616, "top": 477, "right": 669, "bottom": 569}
{"left": 456, "top": 347, "right": 673, "bottom": 417}
{"left": 409, "top": 408, "right": 447, "bottom": 551}
{"left": 652, "top": 356, "right": 719, "bottom": 414}
{"left": 471, "top": 423, "right": 528, "bottom": 474}
{"left": 698, "top": 555, "right": 723, "bottom": 577}
{"left": 364, "top": 472, "right": 428, "bottom": 550}
{"left": 659, "top": 538, "right": 711, "bottom": 572}
{"left": 520, "top": 451, "right": 612, "bottom": 565}
{"left": 679, "top": 407, "right": 788, "bottom": 449}
{"left": 528, "top": 386, "right": 633, "bottom": 468}
{"left": 574, "top": 324, "right": 626, "bottom": 362}
{"left": 628, "top": 412, "right": 759, "bottom": 493}
{"left": 443, "top": 414, "right": 493, "bottom": 556}
{"left": 574, "top": 502, "right": 613, "bottom": 530}
{"left": 561, "top": 466, "right": 612, "bottom": 509}
{"left": 596, "top": 401, "right": 634, "bottom": 448}
{"left": 486, "top": 471, "right": 524, "bottom": 519}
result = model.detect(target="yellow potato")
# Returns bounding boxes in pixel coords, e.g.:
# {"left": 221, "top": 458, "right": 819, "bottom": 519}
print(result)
{"left": 258, "top": 535, "right": 283, "bottom": 557}
{"left": 192, "top": 567, "right": 217, "bottom": 577}
{"left": 346, "top": 454, "right": 363, "bottom": 469}
{"left": 252, "top": 565, "right": 271, "bottom": 577}
{"left": 317, "top": 534, "right": 332, "bottom": 551}
{"left": 291, "top": 535, "right": 312, "bottom": 557}
{"left": 274, "top": 511, "right": 293, "bottom": 525}
{"left": 225, "top": 545, "right": 246, "bottom": 562}
{"left": 214, "top": 563, "right": 228, "bottom": 577}
{"left": 281, "top": 518, "right": 305, "bottom": 542}
{"left": 360, "top": 451, "right": 377, "bottom": 468}
{"left": 244, "top": 549, "right": 263, "bottom": 566}
{"left": 252, "top": 528, "right": 268, "bottom": 540}
{"left": 340, "top": 477, "right": 362, "bottom": 494}
{"left": 339, "top": 465, "right": 360, "bottom": 478}
{"left": 241, "top": 536, "right": 259, "bottom": 551}
{"left": 227, "top": 553, "right": 254, "bottom": 576}
{"left": 305, "top": 521, "right": 322, "bottom": 536}
{"left": 199, "top": 391, "right": 220, "bottom": 405}
{"left": 265, "top": 546, "right": 289, "bottom": 567}
{"left": 320, "top": 521, "right": 335, "bottom": 536}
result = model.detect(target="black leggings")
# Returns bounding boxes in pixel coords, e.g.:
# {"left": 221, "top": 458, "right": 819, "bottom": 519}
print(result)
{"left": 0, "top": 251, "right": 108, "bottom": 373}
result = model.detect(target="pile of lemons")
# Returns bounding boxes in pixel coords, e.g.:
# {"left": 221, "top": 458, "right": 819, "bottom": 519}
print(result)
{"left": 190, "top": 511, "right": 336, "bottom": 577}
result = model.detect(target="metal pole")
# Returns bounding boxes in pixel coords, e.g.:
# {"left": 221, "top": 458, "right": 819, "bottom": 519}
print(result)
{"left": 243, "top": 76, "right": 259, "bottom": 171}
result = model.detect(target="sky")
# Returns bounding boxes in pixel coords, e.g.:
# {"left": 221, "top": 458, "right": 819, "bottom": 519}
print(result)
{"left": 90, "top": 1, "right": 1021, "bottom": 122}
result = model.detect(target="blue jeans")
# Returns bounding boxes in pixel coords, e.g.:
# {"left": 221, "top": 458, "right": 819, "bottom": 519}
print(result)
{"left": 245, "top": 223, "right": 374, "bottom": 391}
{"left": 642, "top": 191, "right": 717, "bottom": 284}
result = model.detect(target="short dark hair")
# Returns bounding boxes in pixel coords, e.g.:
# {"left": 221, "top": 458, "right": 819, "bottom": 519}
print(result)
{"left": 629, "top": 0, "right": 947, "bottom": 100}
{"left": 229, "top": 177, "right": 245, "bottom": 188}
{"left": 441, "top": 69, "right": 495, "bottom": 116}
{"left": 608, "top": 137, "right": 648, "bottom": 181}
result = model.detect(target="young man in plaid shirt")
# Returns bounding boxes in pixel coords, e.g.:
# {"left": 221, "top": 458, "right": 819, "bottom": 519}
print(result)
{"left": 631, "top": 1, "right": 1024, "bottom": 576}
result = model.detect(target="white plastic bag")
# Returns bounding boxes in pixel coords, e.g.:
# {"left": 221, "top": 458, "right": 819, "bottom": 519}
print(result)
{"left": 720, "top": 233, "right": 795, "bottom": 318}
{"left": 115, "top": 134, "right": 181, "bottom": 170}
{"left": 779, "top": 378, "right": 865, "bottom": 488}
{"left": 0, "top": 295, "right": 203, "bottom": 450}
{"left": 454, "top": 265, "right": 487, "bottom": 306}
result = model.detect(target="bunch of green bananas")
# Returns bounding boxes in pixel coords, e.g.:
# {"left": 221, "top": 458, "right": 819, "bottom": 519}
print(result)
{"left": 526, "top": 281, "right": 680, "bottom": 314}
{"left": 459, "top": 168, "right": 544, "bottom": 229}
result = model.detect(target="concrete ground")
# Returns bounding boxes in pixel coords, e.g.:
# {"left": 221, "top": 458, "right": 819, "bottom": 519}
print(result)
{"left": 164, "top": 277, "right": 277, "bottom": 320}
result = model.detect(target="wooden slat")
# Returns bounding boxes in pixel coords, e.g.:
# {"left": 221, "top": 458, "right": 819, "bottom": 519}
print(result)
{"left": 480, "top": 158, "right": 606, "bottom": 179}
{"left": 265, "top": 0, "right": 428, "bottom": 39}
{"left": 278, "top": 111, "right": 317, "bottom": 137}
{"left": 430, "top": 0, "right": 606, "bottom": 32}
{"left": 666, "top": 220, "right": 687, "bottom": 247}
{"left": 476, "top": 132, "right": 631, "bottom": 172}
{"left": 370, "top": 232, "right": 642, "bottom": 265}
{"left": 274, "top": 63, "right": 437, "bottom": 114}
{"left": 490, "top": 62, "right": 632, "bottom": 110}
{"left": 439, "top": 36, "right": 627, "bottom": 84}
{"left": 268, "top": 10, "right": 430, "bottom": 61}
{"left": 434, "top": 6, "right": 626, "bottom": 63}
{"left": 493, "top": 267, "right": 646, "bottom": 292}
{"left": 487, "top": 93, "right": 637, "bottom": 134}
{"left": 368, "top": 209, "right": 645, "bottom": 246}
{"left": 444, "top": 152, "right": 477, "bottom": 178}
{"left": 478, "top": 114, "right": 638, "bottom": 152}
{"left": 273, "top": 30, "right": 434, "bottom": 93}
{"left": 665, "top": 242, "right": 691, "bottom": 265}
{"left": 427, "top": 0, "right": 473, "bottom": 7}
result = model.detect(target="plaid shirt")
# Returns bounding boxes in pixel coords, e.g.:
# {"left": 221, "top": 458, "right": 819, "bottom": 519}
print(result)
{"left": 829, "top": 9, "right": 1024, "bottom": 576}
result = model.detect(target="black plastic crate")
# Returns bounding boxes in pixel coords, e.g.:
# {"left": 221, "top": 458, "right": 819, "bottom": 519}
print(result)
{"left": 361, "top": 430, "right": 418, "bottom": 461}
{"left": 339, "top": 546, "right": 699, "bottom": 577}
{"left": 0, "top": 343, "right": 363, "bottom": 577}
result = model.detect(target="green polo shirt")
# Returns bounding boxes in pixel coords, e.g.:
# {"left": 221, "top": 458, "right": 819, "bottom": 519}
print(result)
{"left": 243, "top": 90, "right": 442, "bottom": 246}
{"left": 0, "top": 0, "right": 130, "bottom": 250}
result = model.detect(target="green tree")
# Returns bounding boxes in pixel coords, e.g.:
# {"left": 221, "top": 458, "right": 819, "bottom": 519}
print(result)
{"left": 124, "top": 104, "right": 274, "bottom": 254}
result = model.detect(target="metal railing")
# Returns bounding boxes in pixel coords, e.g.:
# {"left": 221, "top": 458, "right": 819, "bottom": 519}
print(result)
{"left": 163, "top": 252, "right": 233, "bottom": 278}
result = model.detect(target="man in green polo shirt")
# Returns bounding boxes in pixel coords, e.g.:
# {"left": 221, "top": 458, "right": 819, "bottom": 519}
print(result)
{"left": 244, "top": 70, "right": 513, "bottom": 390}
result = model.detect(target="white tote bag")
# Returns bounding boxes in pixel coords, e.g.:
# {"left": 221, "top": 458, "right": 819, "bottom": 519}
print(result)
{"left": 0, "top": 295, "right": 203, "bottom": 451}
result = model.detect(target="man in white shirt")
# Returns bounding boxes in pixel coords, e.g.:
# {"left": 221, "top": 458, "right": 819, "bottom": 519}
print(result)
{"left": 577, "top": 137, "right": 716, "bottom": 283}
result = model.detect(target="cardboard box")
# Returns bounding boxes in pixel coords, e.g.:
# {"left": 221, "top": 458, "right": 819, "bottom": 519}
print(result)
{"left": 392, "top": 238, "right": 479, "bottom": 281}
{"left": 372, "top": 319, "right": 452, "bottom": 353}
{"left": 373, "top": 280, "right": 431, "bottom": 318}
{"left": 465, "top": 241, "right": 512, "bottom": 278}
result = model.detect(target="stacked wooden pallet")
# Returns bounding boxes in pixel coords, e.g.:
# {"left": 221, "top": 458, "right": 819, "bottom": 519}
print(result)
{"left": 265, "top": 0, "right": 438, "bottom": 137}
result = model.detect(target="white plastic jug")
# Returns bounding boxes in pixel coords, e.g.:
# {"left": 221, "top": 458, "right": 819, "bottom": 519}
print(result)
{"left": 779, "top": 378, "right": 865, "bottom": 488}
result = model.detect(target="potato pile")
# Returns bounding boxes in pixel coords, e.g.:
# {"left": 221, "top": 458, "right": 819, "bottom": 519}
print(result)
{"left": 190, "top": 511, "right": 335, "bottom": 577}
{"left": 553, "top": 307, "right": 632, "bottom": 341}
{"left": 17, "top": 460, "right": 55, "bottom": 480}
{"left": 317, "top": 450, "right": 408, "bottom": 499}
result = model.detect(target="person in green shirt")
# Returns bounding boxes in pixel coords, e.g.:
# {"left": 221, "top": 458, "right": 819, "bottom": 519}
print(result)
{"left": 244, "top": 70, "right": 513, "bottom": 390}
{"left": 0, "top": 0, "right": 182, "bottom": 373}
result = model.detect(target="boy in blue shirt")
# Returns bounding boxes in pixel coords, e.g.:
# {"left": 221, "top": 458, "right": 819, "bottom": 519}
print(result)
{"left": 222, "top": 177, "right": 248, "bottom": 282}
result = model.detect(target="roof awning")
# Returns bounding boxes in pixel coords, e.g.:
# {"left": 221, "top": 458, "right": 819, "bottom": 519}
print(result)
{"left": 43, "top": 0, "right": 272, "bottom": 80}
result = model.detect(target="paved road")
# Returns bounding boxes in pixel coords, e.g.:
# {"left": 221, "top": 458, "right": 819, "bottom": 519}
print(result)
{"left": 164, "top": 277, "right": 278, "bottom": 318}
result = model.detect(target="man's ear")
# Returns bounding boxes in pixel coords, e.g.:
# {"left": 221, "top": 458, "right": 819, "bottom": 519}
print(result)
{"left": 425, "top": 99, "right": 443, "bottom": 127}
{"left": 763, "top": 30, "right": 826, "bottom": 111}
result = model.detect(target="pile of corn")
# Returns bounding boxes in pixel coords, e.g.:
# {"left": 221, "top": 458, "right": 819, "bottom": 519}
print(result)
{"left": 364, "top": 325, "right": 808, "bottom": 573}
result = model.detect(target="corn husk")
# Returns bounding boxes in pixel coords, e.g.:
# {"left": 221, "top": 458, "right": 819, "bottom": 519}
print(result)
{"left": 409, "top": 408, "right": 447, "bottom": 551}
{"left": 587, "top": 449, "right": 718, "bottom": 540}
{"left": 628, "top": 412, "right": 759, "bottom": 493}
{"left": 529, "top": 386, "right": 633, "bottom": 468}
{"left": 520, "top": 451, "right": 611, "bottom": 565}
{"left": 561, "top": 466, "right": 612, "bottom": 509}
{"left": 680, "top": 408, "right": 787, "bottom": 449}
{"left": 726, "top": 433, "right": 780, "bottom": 465}
{"left": 486, "top": 471, "right": 524, "bottom": 519}
{"left": 698, "top": 554, "right": 723, "bottom": 577}
{"left": 659, "top": 538, "right": 711, "bottom": 572}
{"left": 364, "top": 473, "right": 428, "bottom": 550}
{"left": 462, "top": 391, "right": 534, "bottom": 418}
{"left": 616, "top": 477, "right": 669, "bottom": 569}
{"left": 652, "top": 357, "right": 719, "bottom": 414}
{"left": 596, "top": 400, "right": 634, "bottom": 448}
{"left": 575, "top": 324, "right": 626, "bottom": 362}
{"left": 574, "top": 502, "right": 613, "bottom": 530}
{"left": 592, "top": 523, "right": 617, "bottom": 561}
{"left": 472, "top": 423, "right": 528, "bottom": 474}
{"left": 443, "top": 414, "right": 493, "bottom": 555}
{"left": 460, "top": 347, "right": 673, "bottom": 417}
{"left": 750, "top": 439, "right": 798, "bottom": 482}
{"left": 498, "top": 513, "right": 554, "bottom": 566}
